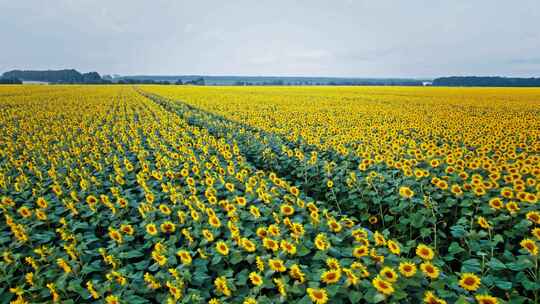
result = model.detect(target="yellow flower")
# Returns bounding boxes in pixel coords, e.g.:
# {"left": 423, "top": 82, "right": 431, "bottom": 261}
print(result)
{"left": 176, "top": 250, "right": 192, "bottom": 265}
{"left": 314, "top": 233, "right": 330, "bottom": 250}
{"left": 269, "top": 258, "right": 287, "bottom": 272}
{"left": 36, "top": 197, "right": 48, "bottom": 209}
{"left": 416, "top": 244, "right": 434, "bottom": 260}
{"left": 146, "top": 223, "right": 158, "bottom": 236}
{"left": 420, "top": 262, "right": 439, "bottom": 279}
{"left": 399, "top": 186, "right": 414, "bottom": 198}
{"left": 320, "top": 269, "right": 341, "bottom": 284}
{"left": 526, "top": 211, "right": 540, "bottom": 224}
{"left": 475, "top": 294, "right": 499, "bottom": 304}
{"left": 280, "top": 204, "right": 295, "bottom": 216}
{"left": 520, "top": 238, "right": 538, "bottom": 255}
{"left": 459, "top": 273, "right": 481, "bottom": 291}
{"left": 399, "top": 261, "right": 417, "bottom": 277}
{"left": 477, "top": 216, "right": 491, "bottom": 229}
{"left": 108, "top": 228, "right": 123, "bottom": 243}
{"left": 423, "top": 291, "right": 446, "bottom": 304}
{"left": 105, "top": 295, "right": 120, "bottom": 304}
{"left": 307, "top": 287, "right": 329, "bottom": 304}
{"left": 160, "top": 221, "right": 176, "bottom": 233}
{"left": 215, "top": 241, "right": 229, "bottom": 256}
{"left": 387, "top": 240, "right": 400, "bottom": 255}
{"left": 214, "top": 276, "right": 231, "bottom": 297}
{"left": 57, "top": 258, "right": 72, "bottom": 273}
{"left": 379, "top": 266, "right": 398, "bottom": 283}
{"left": 249, "top": 272, "right": 263, "bottom": 286}
{"left": 372, "top": 275, "right": 394, "bottom": 295}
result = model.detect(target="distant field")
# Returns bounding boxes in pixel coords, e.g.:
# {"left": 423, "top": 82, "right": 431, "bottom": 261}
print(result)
{"left": 1, "top": 85, "right": 539, "bottom": 304}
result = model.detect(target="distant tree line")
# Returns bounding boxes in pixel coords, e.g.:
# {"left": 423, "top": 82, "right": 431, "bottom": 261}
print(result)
{"left": 116, "top": 77, "right": 205, "bottom": 85}
{"left": 433, "top": 76, "right": 540, "bottom": 87}
{"left": 0, "top": 77, "right": 22, "bottom": 84}
{"left": 2, "top": 69, "right": 108, "bottom": 84}
{"left": 233, "top": 80, "right": 423, "bottom": 86}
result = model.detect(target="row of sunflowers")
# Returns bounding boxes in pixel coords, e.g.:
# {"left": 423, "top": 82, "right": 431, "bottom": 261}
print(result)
{"left": 139, "top": 85, "right": 540, "bottom": 303}
{"left": 0, "top": 85, "right": 538, "bottom": 303}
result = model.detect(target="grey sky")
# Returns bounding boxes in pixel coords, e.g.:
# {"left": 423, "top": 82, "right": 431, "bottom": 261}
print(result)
{"left": 1, "top": 0, "right": 539, "bottom": 78}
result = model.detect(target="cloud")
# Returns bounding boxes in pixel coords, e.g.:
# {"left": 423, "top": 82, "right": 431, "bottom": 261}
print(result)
{"left": 0, "top": 0, "right": 539, "bottom": 77}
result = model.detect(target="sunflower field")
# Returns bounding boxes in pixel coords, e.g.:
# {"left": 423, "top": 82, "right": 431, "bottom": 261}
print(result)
{"left": 1, "top": 85, "right": 539, "bottom": 304}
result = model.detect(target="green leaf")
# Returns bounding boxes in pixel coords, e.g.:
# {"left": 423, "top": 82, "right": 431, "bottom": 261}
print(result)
{"left": 230, "top": 251, "right": 243, "bottom": 265}
{"left": 494, "top": 280, "right": 512, "bottom": 290}
{"left": 461, "top": 259, "right": 481, "bottom": 273}
{"left": 348, "top": 291, "right": 362, "bottom": 303}
{"left": 448, "top": 242, "right": 465, "bottom": 255}
{"left": 486, "top": 258, "right": 506, "bottom": 271}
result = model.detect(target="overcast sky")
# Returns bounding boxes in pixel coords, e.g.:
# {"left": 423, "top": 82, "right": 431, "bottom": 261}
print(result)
{"left": 1, "top": 0, "right": 539, "bottom": 78}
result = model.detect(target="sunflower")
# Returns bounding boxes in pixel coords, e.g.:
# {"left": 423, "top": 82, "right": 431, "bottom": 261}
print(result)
{"left": 352, "top": 228, "right": 368, "bottom": 240}
{"left": 326, "top": 258, "right": 341, "bottom": 270}
{"left": 420, "top": 262, "right": 439, "bottom": 279}
{"left": 459, "top": 273, "right": 481, "bottom": 291}
{"left": 120, "top": 224, "right": 134, "bottom": 235}
{"left": 399, "top": 186, "right": 414, "bottom": 199}
{"left": 423, "top": 291, "right": 446, "bottom": 304}
{"left": 242, "top": 238, "right": 257, "bottom": 252}
{"left": 268, "top": 224, "right": 280, "bottom": 236}
{"left": 235, "top": 196, "right": 247, "bottom": 206}
{"left": 475, "top": 294, "right": 499, "bottom": 304}
{"left": 280, "top": 240, "right": 296, "bottom": 255}
{"left": 320, "top": 269, "right": 341, "bottom": 284}
{"left": 243, "top": 297, "right": 257, "bottom": 304}
{"left": 289, "top": 186, "right": 300, "bottom": 197}
{"left": 250, "top": 206, "right": 261, "bottom": 218}
{"left": 500, "top": 187, "right": 513, "bottom": 198}
{"left": 506, "top": 201, "right": 519, "bottom": 213}
{"left": 387, "top": 240, "right": 400, "bottom": 255}
{"left": 248, "top": 272, "right": 263, "bottom": 286}
{"left": 215, "top": 241, "right": 229, "bottom": 256}
{"left": 202, "top": 229, "right": 214, "bottom": 242}
{"left": 488, "top": 197, "right": 504, "bottom": 210}
{"left": 159, "top": 204, "right": 171, "bottom": 215}
{"left": 379, "top": 267, "right": 398, "bottom": 283}
{"left": 214, "top": 276, "right": 231, "bottom": 297}
{"left": 289, "top": 264, "right": 306, "bottom": 283}
{"left": 368, "top": 216, "right": 378, "bottom": 224}
{"left": 36, "top": 210, "right": 47, "bottom": 221}
{"left": 105, "top": 295, "right": 119, "bottom": 304}
{"left": 108, "top": 228, "right": 123, "bottom": 243}
{"left": 520, "top": 238, "right": 538, "bottom": 255}
{"left": 399, "top": 261, "right": 417, "bottom": 277}
{"left": 353, "top": 245, "right": 369, "bottom": 258}
{"left": 160, "top": 221, "right": 176, "bottom": 233}
{"left": 176, "top": 250, "right": 192, "bottom": 265}
{"left": 307, "top": 287, "right": 328, "bottom": 304}
{"left": 314, "top": 233, "right": 330, "bottom": 251}
{"left": 374, "top": 231, "right": 386, "bottom": 246}
{"left": 36, "top": 197, "right": 48, "bottom": 209}
{"left": 18, "top": 206, "right": 32, "bottom": 218}
{"left": 280, "top": 204, "right": 295, "bottom": 216}
{"left": 477, "top": 217, "right": 491, "bottom": 229}
{"left": 526, "top": 211, "right": 540, "bottom": 224}
{"left": 416, "top": 244, "right": 434, "bottom": 260}
{"left": 327, "top": 219, "right": 342, "bottom": 233}
{"left": 146, "top": 223, "right": 158, "bottom": 236}
{"left": 269, "top": 258, "right": 286, "bottom": 272}
{"left": 532, "top": 228, "right": 540, "bottom": 240}
{"left": 372, "top": 275, "right": 394, "bottom": 295}
{"left": 263, "top": 238, "right": 279, "bottom": 251}
{"left": 473, "top": 187, "right": 486, "bottom": 196}
{"left": 209, "top": 216, "right": 221, "bottom": 228}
